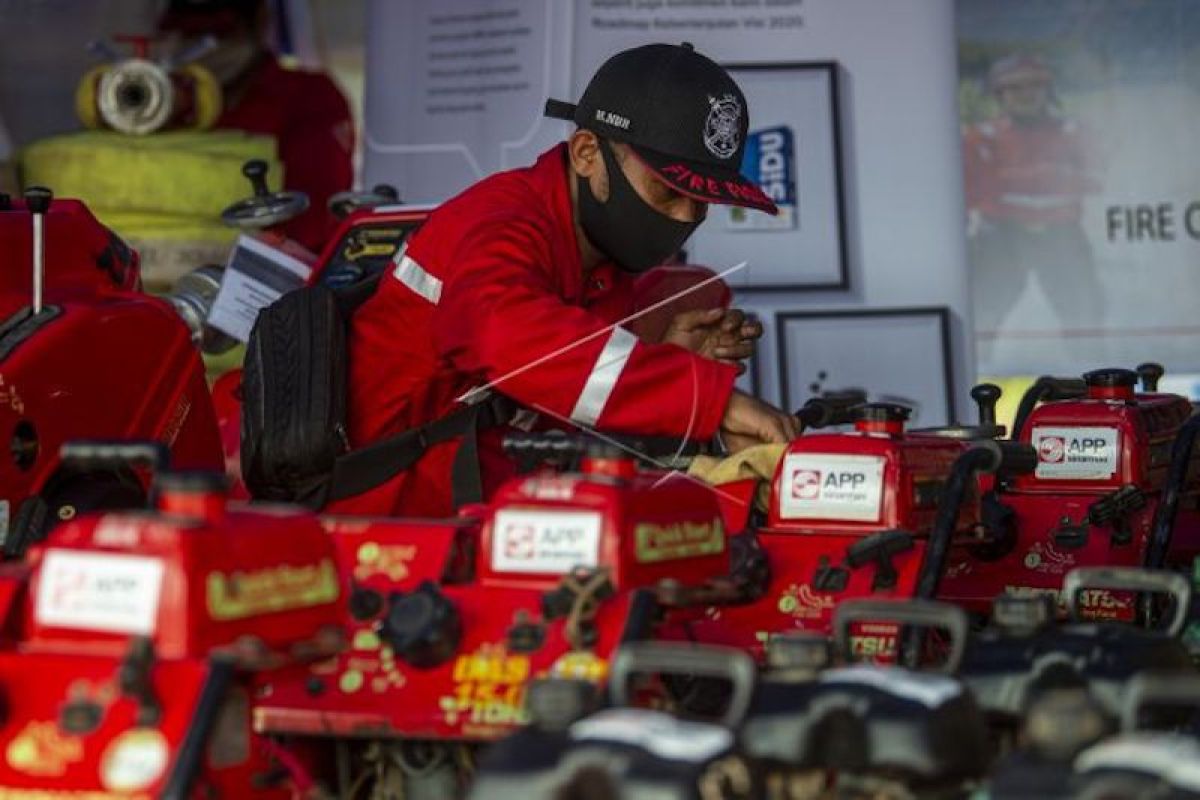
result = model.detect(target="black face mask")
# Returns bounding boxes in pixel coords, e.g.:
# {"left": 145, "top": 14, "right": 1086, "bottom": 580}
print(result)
{"left": 576, "top": 138, "right": 702, "bottom": 274}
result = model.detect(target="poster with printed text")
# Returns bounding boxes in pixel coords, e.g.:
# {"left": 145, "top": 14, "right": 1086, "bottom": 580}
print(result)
{"left": 959, "top": 0, "right": 1200, "bottom": 379}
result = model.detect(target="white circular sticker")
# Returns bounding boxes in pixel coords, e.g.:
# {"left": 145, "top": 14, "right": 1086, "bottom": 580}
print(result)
{"left": 100, "top": 730, "right": 169, "bottom": 792}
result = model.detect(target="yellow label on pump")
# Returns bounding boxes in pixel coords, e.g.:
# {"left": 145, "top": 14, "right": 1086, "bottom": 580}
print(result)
{"left": 206, "top": 558, "right": 340, "bottom": 620}
{"left": 634, "top": 518, "right": 724, "bottom": 563}
{"left": 5, "top": 722, "right": 82, "bottom": 777}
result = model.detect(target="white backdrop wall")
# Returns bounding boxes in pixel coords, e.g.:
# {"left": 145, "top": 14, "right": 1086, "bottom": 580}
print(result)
{"left": 364, "top": 0, "right": 974, "bottom": 425}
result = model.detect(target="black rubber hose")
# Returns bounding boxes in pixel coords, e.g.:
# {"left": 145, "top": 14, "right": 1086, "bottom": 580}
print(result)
{"left": 915, "top": 441, "right": 1037, "bottom": 600}
{"left": 915, "top": 447, "right": 995, "bottom": 600}
{"left": 1145, "top": 413, "right": 1200, "bottom": 569}
{"left": 1011, "top": 376, "right": 1088, "bottom": 441}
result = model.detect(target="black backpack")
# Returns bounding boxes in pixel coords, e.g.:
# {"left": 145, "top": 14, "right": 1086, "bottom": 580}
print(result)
{"left": 240, "top": 275, "right": 512, "bottom": 509}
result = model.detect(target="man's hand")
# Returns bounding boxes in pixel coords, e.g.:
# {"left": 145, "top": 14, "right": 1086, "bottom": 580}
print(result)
{"left": 720, "top": 389, "right": 801, "bottom": 453}
{"left": 662, "top": 307, "right": 762, "bottom": 373}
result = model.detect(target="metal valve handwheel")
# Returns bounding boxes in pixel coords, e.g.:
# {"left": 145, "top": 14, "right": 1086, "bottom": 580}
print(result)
{"left": 220, "top": 159, "right": 309, "bottom": 230}
{"left": 327, "top": 183, "right": 400, "bottom": 219}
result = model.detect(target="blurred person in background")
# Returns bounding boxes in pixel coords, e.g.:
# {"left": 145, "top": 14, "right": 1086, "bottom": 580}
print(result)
{"left": 158, "top": 0, "right": 354, "bottom": 250}
{"left": 963, "top": 52, "right": 1102, "bottom": 347}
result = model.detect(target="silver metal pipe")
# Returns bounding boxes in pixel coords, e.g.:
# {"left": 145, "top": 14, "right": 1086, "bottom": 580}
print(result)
{"left": 31, "top": 211, "right": 43, "bottom": 314}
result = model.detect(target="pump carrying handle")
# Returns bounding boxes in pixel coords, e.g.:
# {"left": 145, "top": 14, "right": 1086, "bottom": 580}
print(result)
{"left": 1063, "top": 567, "right": 1191, "bottom": 637}
{"left": 1121, "top": 672, "right": 1200, "bottom": 732}
{"left": 609, "top": 641, "right": 756, "bottom": 728}
{"left": 832, "top": 598, "right": 970, "bottom": 674}
{"left": 795, "top": 391, "right": 868, "bottom": 429}
{"left": 1011, "top": 376, "right": 1088, "bottom": 440}
{"left": 59, "top": 440, "right": 169, "bottom": 474}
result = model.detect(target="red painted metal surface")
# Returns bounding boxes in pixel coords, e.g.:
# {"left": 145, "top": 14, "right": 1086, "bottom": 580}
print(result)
{"left": 0, "top": 198, "right": 222, "bottom": 545}
{"left": 941, "top": 387, "right": 1200, "bottom": 616}
{"left": 255, "top": 455, "right": 732, "bottom": 742}
{"left": 0, "top": 478, "right": 342, "bottom": 796}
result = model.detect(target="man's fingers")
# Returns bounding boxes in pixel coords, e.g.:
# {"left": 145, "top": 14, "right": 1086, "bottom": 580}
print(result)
{"left": 739, "top": 321, "right": 763, "bottom": 340}
{"left": 720, "top": 308, "right": 747, "bottom": 332}
{"left": 674, "top": 307, "right": 725, "bottom": 331}
{"left": 760, "top": 416, "right": 791, "bottom": 444}
{"left": 714, "top": 342, "right": 754, "bottom": 361}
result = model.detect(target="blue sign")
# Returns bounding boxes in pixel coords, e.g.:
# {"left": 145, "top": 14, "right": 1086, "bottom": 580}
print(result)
{"left": 741, "top": 126, "right": 797, "bottom": 207}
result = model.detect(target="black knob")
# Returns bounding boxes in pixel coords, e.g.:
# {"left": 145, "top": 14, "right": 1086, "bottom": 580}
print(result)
{"left": 23, "top": 186, "right": 52, "bottom": 215}
{"left": 858, "top": 402, "right": 911, "bottom": 423}
{"left": 1083, "top": 368, "right": 1137, "bottom": 389}
{"left": 372, "top": 183, "right": 400, "bottom": 201}
{"left": 378, "top": 582, "right": 461, "bottom": 669}
{"left": 348, "top": 586, "right": 384, "bottom": 621}
{"left": 242, "top": 160, "right": 270, "bottom": 197}
{"left": 1136, "top": 362, "right": 1165, "bottom": 392}
{"left": 971, "top": 383, "right": 1002, "bottom": 426}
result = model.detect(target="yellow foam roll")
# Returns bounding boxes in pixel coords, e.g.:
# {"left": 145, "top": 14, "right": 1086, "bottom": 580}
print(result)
{"left": 96, "top": 211, "right": 237, "bottom": 244}
{"left": 20, "top": 130, "right": 281, "bottom": 218}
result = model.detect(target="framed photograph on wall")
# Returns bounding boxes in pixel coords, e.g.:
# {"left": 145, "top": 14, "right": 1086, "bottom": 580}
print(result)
{"left": 688, "top": 61, "right": 848, "bottom": 292}
{"left": 776, "top": 307, "right": 955, "bottom": 426}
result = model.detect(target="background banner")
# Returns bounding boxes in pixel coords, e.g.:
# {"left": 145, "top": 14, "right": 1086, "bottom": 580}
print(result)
{"left": 959, "top": 0, "right": 1200, "bottom": 380}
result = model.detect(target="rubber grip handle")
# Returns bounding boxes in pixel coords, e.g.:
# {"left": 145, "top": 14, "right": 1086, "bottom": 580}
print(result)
{"left": 58, "top": 440, "right": 168, "bottom": 473}
{"left": 1063, "top": 566, "right": 1191, "bottom": 637}
{"left": 1042, "top": 377, "right": 1088, "bottom": 401}
{"left": 1121, "top": 672, "right": 1200, "bottom": 732}
{"left": 796, "top": 391, "right": 866, "bottom": 429}
{"left": 23, "top": 186, "right": 52, "bottom": 215}
{"left": 975, "top": 440, "right": 1038, "bottom": 476}
{"left": 609, "top": 642, "right": 757, "bottom": 728}
{"left": 832, "top": 598, "right": 969, "bottom": 674}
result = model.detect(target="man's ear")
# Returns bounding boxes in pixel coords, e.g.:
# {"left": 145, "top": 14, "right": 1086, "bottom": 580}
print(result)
{"left": 568, "top": 129, "right": 602, "bottom": 178}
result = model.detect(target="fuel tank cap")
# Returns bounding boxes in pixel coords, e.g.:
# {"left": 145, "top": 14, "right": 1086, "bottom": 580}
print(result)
{"left": 854, "top": 402, "right": 911, "bottom": 435}
{"left": 1083, "top": 368, "right": 1137, "bottom": 400}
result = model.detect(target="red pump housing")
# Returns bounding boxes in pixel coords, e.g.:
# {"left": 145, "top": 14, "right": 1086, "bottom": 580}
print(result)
{"left": 939, "top": 367, "right": 1200, "bottom": 617}
{"left": 253, "top": 444, "right": 736, "bottom": 747}
{"left": 0, "top": 471, "right": 343, "bottom": 797}
{"left": 691, "top": 403, "right": 979, "bottom": 659}
{"left": 0, "top": 194, "right": 222, "bottom": 554}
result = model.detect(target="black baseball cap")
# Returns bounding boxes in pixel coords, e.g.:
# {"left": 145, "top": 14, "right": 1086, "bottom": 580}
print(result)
{"left": 545, "top": 43, "right": 778, "bottom": 215}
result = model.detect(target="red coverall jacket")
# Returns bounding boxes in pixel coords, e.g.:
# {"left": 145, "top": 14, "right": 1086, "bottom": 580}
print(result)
{"left": 217, "top": 57, "right": 354, "bottom": 251}
{"left": 337, "top": 143, "right": 738, "bottom": 518}
{"left": 962, "top": 115, "right": 1098, "bottom": 228}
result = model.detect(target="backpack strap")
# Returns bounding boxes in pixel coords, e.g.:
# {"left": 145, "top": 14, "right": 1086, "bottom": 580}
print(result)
{"left": 324, "top": 392, "right": 515, "bottom": 507}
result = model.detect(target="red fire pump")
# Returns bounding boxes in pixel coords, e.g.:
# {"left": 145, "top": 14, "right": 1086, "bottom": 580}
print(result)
{"left": 252, "top": 438, "right": 758, "bottom": 797}
{"left": 0, "top": 443, "right": 344, "bottom": 798}
{"left": 0, "top": 189, "right": 222, "bottom": 557}
{"left": 689, "top": 400, "right": 996, "bottom": 659}
{"left": 939, "top": 366, "right": 1200, "bottom": 618}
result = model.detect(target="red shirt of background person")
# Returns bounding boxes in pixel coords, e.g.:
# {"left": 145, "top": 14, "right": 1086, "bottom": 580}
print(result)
{"left": 338, "top": 43, "right": 799, "bottom": 518}
{"left": 963, "top": 53, "right": 1100, "bottom": 231}
{"left": 159, "top": 0, "right": 354, "bottom": 252}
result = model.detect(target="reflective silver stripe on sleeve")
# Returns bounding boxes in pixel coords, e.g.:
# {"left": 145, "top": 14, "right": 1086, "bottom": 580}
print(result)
{"left": 570, "top": 327, "right": 638, "bottom": 427}
{"left": 391, "top": 244, "right": 442, "bottom": 304}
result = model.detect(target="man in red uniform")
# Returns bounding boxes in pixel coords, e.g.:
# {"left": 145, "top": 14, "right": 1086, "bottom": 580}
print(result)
{"left": 339, "top": 43, "right": 799, "bottom": 518}
{"left": 963, "top": 53, "right": 1102, "bottom": 347}
{"left": 159, "top": 0, "right": 354, "bottom": 251}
